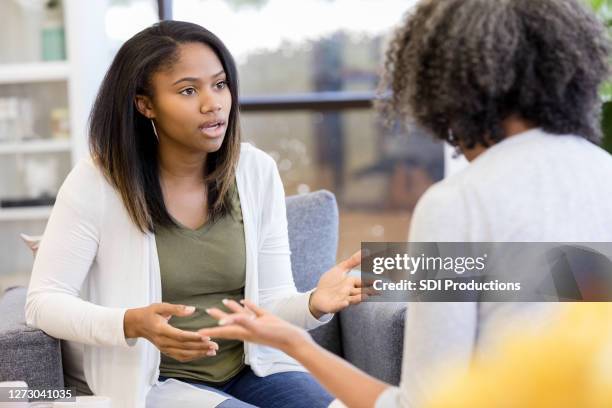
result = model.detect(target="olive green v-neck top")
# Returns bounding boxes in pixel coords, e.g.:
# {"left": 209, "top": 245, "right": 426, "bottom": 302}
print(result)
{"left": 156, "top": 183, "right": 246, "bottom": 384}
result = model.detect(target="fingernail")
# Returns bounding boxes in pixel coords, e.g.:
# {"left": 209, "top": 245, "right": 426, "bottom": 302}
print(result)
{"left": 222, "top": 299, "right": 229, "bottom": 305}
{"left": 205, "top": 308, "right": 212, "bottom": 314}
{"left": 239, "top": 299, "right": 245, "bottom": 304}
{"left": 219, "top": 319, "right": 228, "bottom": 326}
{"left": 201, "top": 335, "right": 210, "bottom": 341}
{"left": 184, "top": 306, "right": 195, "bottom": 313}
{"left": 207, "top": 350, "right": 216, "bottom": 356}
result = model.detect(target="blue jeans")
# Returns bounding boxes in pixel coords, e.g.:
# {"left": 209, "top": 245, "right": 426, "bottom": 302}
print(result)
{"left": 159, "top": 366, "right": 333, "bottom": 408}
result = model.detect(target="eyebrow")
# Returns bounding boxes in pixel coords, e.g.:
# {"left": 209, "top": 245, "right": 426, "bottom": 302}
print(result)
{"left": 172, "top": 70, "right": 226, "bottom": 86}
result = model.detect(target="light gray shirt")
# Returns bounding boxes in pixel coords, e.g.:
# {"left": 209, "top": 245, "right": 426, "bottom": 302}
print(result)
{"left": 376, "top": 128, "right": 612, "bottom": 407}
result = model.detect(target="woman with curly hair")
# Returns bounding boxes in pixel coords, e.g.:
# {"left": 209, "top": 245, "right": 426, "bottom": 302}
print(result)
{"left": 199, "top": 0, "right": 612, "bottom": 407}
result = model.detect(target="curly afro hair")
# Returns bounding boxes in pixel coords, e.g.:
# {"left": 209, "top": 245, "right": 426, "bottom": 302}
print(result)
{"left": 379, "top": 0, "right": 611, "bottom": 148}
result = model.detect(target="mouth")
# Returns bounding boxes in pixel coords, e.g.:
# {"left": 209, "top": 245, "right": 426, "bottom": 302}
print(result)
{"left": 198, "top": 119, "right": 227, "bottom": 138}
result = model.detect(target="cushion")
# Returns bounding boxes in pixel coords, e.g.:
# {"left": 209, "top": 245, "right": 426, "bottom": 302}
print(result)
{"left": 0, "top": 287, "right": 64, "bottom": 388}
{"left": 286, "top": 191, "right": 342, "bottom": 356}
{"left": 339, "top": 302, "right": 406, "bottom": 385}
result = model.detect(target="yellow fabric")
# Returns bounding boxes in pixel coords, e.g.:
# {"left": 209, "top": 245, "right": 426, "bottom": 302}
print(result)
{"left": 427, "top": 304, "right": 612, "bottom": 408}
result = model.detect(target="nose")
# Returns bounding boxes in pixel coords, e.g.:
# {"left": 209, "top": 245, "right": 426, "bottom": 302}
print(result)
{"left": 200, "top": 92, "right": 222, "bottom": 114}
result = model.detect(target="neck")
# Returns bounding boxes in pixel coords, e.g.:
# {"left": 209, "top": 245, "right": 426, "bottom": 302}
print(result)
{"left": 158, "top": 141, "right": 207, "bottom": 186}
{"left": 461, "top": 116, "right": 536, "bottom": 162}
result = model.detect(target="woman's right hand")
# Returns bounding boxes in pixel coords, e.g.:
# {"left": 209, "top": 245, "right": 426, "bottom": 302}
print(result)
{"left": 124, "top": 303, "right": 219, "bottom": 362}
{"left": 200, "top": 299, "right": 312, "bottom": 356}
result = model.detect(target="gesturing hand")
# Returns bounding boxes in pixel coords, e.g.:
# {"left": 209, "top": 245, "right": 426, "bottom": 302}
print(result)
{"left": 309, "top": 250, "right": 368, "bottom": 318}
{"left": 124, "top": 303, "right": 219, "bottom": 362}
{"left": 200, "top": 299, "right": 311, "bottom": 355}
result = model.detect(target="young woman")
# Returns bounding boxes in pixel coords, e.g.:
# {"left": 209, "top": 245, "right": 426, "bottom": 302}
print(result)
{"left": 199, "top": 0, "right": 612, "bottom": 407}
{"left": 25, "top": 21, "right": 364, "bottom": 408}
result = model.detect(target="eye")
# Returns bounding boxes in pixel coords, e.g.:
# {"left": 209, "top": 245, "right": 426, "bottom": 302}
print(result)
{"left": 215, "top": 80, "right": 228, "bottom": 90}
{"left": 180, "top": 87, "right": 197, "bottom": 96}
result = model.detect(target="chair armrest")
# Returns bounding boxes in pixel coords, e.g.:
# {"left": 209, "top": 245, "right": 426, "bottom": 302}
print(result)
{"left": 0, "top": 287, "right": 64, "bottom": 388}
{"left": 339, "top": 302, "right": 406, "bottom": 385}
{"left": 286, "top": 190, "right": 342, "bottom": 356}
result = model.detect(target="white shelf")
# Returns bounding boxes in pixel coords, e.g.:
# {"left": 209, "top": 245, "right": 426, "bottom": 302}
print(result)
{"left": 0, "top": 206, "right": 52, "bottom": 221}
{"left": 0, "top": 61, "right": 70, "bottom": 84}
{"left": 0, "top": 139, "right": 71, "bottom": 154}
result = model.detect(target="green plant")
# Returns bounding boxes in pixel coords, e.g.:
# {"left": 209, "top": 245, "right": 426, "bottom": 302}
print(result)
{"left": 588, "top": 0, "right": 612, "bottom": 152}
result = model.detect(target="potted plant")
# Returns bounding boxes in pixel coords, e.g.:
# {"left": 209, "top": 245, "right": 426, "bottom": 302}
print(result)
{"left": 588, "top": 0, "right": 612, "bottom": 153}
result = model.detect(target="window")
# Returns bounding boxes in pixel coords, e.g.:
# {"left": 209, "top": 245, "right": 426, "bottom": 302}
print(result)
{"left": 174, "top": 0, "right": 443, "bottom": 259}
{"left": 105, "top": 0, "right": 159, "bottom": 57}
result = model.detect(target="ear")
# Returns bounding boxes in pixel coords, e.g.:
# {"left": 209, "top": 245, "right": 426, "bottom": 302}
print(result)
{"left": 134, "top": 94, "right": 156, "bottom": 119}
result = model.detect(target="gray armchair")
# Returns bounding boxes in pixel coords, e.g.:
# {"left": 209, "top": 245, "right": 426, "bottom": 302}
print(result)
{"left": 0, "top": 190, "right": 406, "bottom": 393}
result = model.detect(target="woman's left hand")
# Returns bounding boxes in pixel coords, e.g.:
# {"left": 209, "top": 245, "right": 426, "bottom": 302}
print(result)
{"left": 309, "top": 250, "right": 366, "bottom": 318}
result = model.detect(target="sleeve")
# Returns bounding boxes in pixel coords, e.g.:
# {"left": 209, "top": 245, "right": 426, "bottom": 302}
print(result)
{"left": 25, "top": 161, "right": 133, "bottom": 348}
{"left": 374, "top": 182, "right": 478, "bottom": 408}
{"left": 375, "top": 302, "right": 477, "bottom": 408}
{"left": 255, "top": 153, "right": 332, "bottom": 330}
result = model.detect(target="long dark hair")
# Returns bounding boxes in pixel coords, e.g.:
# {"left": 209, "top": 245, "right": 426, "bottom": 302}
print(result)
{"left": 89, "top": 20, "right": 241, "bottom": 232}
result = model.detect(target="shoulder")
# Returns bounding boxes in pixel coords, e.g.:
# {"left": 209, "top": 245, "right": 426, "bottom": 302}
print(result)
{"left": 409, "top": 177, "right": 469, "bottom": 242}
{"left": 236, "top": 143, "right": 286, "bottom": 209}
{"left": 411, "top": 178, "right": 466, "bottom": 220}
{"left": 56, "top": 157, "right": 109, "bottom": 218}
{"left": 238, "top": 142, "right": 279, "bottom": 181}
{"left": 60, "top": 157, "right": 106, "bottom": 196}
{"left": 239, "top": 142, "right": 276, "bottom": 169}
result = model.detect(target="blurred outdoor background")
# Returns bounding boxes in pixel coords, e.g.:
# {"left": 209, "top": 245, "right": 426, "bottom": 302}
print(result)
{"left": 0, "top": 0, "right": 449, "bottom": 292}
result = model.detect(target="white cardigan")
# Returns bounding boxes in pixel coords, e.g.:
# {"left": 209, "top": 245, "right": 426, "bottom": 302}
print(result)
{"left": 26, "top": 143, "right": 331, "bottom": 408}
